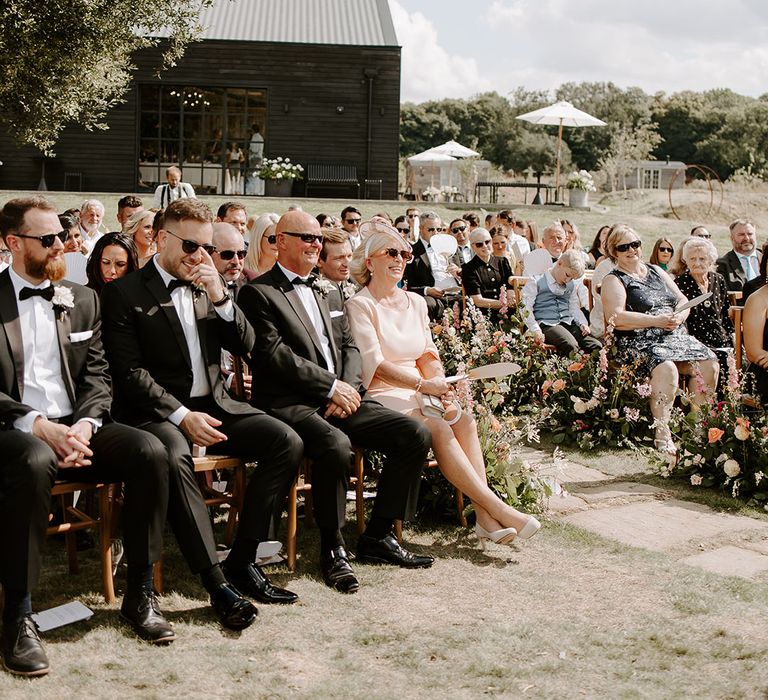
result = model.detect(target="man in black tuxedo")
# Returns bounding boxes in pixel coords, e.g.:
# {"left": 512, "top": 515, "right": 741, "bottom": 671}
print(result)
{"left": 0, "top": 197, "right": 171, "bottom": 675}
{"left": 101, "top": 199, "right": 303, "bottom": 628}
{"left": 237, "top": 211, "right": 434, "bottom": 595}
{"left": 403, "top": 212, "right": 462, "bottom": 320}
{"left": 716, "top": 219, "right": 761, "bottom": 295}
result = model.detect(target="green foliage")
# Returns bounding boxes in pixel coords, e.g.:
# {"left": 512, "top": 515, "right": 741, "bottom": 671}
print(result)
{"left": 0, "top": 0, "right": 210, "bottom": 153}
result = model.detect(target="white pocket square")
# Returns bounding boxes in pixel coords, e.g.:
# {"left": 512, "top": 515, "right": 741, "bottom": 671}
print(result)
{"left": 330, "top": 310, "right": 344, "bottom": 318}
{"left": 69, "top": 330, "right": 93, "bottom": 343}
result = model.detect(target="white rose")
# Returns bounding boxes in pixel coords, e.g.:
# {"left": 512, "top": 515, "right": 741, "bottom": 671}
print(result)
{"left": 574, "top": 400, "right": 587, "bottom": 414}
{"left": 723, "top": 459, "right": 741, "bottom": 478}
{"left": 734, "top": 425, "right": 750, "bottom": 441}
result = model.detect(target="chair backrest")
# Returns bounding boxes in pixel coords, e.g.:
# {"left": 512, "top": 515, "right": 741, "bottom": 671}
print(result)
{"left": 731, "top": 305, "right": 744, "bottom": 370}
{"left": 306, "top": 164, "right": 358, "bottom": 183}
{"left": 231, "top": 356, "right": 248, "bottom": 401}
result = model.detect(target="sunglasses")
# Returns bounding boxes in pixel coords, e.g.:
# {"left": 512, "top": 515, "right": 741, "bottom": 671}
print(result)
{"left": 615, "top": 240, "right": 642, "bottom": 253}
{"left": 396, "top": 227, "right": 410, "bottom": 234}
{"left": 282, "top": 231, "right": 324, "bottom": 244}
{"left": 658, "top": 246, "right": 673, "bottom": 253}
{"left": 474, "top": 240, "right": 492, "bottom": 248}
{"left": 376, "top": 248, "right": 414, "bottom": 262}
{"left": 165, "top": 229, "right": 216, "bottom": 255}
{"left": 345, "top": 218, "right": 361, "bottom": 225}
{"left": 451, "top": 226, "right": 467, "bottom": 233}
{"left": 695, "top": 233, "right": 712, "bottom": 239}
{"left": 426, "top": 227, "right": 444, "bottom": 233}
{"left": 266, "top": 234, "right": 277, "bottom": 244}
{"left": 13, "top": 230, "right": 68, "bottom": 248}
{"left": 217, "top": 249, "right": 247, "bottom": 261}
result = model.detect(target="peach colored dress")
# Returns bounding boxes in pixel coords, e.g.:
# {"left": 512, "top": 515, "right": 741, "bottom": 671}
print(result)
{"left": 346, "top": 287, "right": 440, "bottom": 414}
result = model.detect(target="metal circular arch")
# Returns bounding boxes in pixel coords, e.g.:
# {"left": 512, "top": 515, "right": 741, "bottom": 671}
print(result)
{"left": 667, "top": 164, "right": 724, "bottom": 221}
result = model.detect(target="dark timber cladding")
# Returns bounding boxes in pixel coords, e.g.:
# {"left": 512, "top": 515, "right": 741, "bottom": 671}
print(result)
{"left": 0, "top": 0, "right": 402, "bottom": 198}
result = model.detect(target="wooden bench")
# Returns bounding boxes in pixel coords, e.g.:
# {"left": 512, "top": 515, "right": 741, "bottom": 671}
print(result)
{"left": 304, "top": 164, "right": 360, "bottom": 198}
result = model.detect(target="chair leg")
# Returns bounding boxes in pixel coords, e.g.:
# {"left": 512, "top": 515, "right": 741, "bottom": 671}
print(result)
{"left": 153, "top": 557, "right": 164, "bottom": 594}
{"left": 455, "top": 488, "right": 468, "bottom": 527}
{"left": 286, "top": 478, "right": 298, "bottom": 572}
{"left": 62, "top": 494, "right": 79, "bottom": 575}
{"left": 354, "top": 449, "right": 365, "bottom": 534}
{"left": 394, "top": 519, "right": 403, "bottom": 543}
{"left": 223, "top": 465, "right": 246, "bottom": 547}
{"left": 99, "top": 487, "right": 115, "bottom": 604}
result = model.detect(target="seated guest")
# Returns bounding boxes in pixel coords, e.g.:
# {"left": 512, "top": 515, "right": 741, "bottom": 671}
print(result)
{"left": 317, "top": 227, "right": 356, "bottom": 307}
{"left": 215, "top": 201, "right": 248, "bottom": 238}
{"left": 393, "top": 215, "right": 410, "bottom": 239}
{"left": 345, "top": 225, "right": 540, "bottom": 547}
{"left": 78, "top": 199, "right": 106, "bottom": 256}
{"left": 340, "top": 206, "right": 363, "bottom": 249}
{"left": 212, "top": 222, "right": 248, "bottom": 293}
{"left": 742, "top": 241, "right": 768, "bottom": 305}
{"left": 123, "top": 209, "right": 156, "bottom": 267}
{"left": 237, "top": 212, "right": 435, "bottom": 594}
{"left": 462, "top": 211, "right": 481, "bottom": 232}
{"left": 116, "top": 195, "right": 143, "bottom": 229}
{"left": 490, "top": 227, "right": 510, "bottom": 260}
{"left": 60, "top": 212, "right": 82, "bottom": 253}
{"left": 317, "top": 213, "right": 337, "bottom": 228}
{"left": 245, "top": 212, "right": 279, "bottom": 278}
{"left": 587, "top": 225, "right": 610, "bottom": 268}
{"left": 403, "top": 211, "right": 462, "bottom": 320}
{"left": 484, "top": 212, "right": 496, "bottom": 231}
{"left": 152, "top": 166, "right": 196, "bottom": 209}
{"left": 743, "top": 282, "right": 768, "bottom": 403}
{"left": 649, "top": 238, "right": 674, "bottom": 271}
{"left": 601, "top": 224, "right": 718, "bottom": 457}
{"left": 560, "top": 219, "right": 590, "bottom": 268}
{"left": 462, "top": 228, "right": 514, "bottom": 314}
{"left": 522, "top": 250, "right": 602, "bottom": 356}
{"left": 0, "top": 197, "right": 170, "bottom": 672}
{"left": 449, "top": 218, "right": 473, "bottom": 264}
{"left": 85, "top": 232, "right": 139, "bottom": 294}
{"left": 717, "top": 219, "right": 761, "bottom": 293}
{"left": 675, "top": 237, "right": 733, "bottom": 375}
{"left": 523, "top": 222, "right": 566, "bottom": 276}
{"left": 588, "top": 257, "right": 616, "bottom": 338}
{"left": 690, "top": 225, "right": 712, "bottom": 239}
{"left": 497, "top": 209, "right": 530, "bottom": 261}
{"left": 102, "top": 199, "right": 303, "bottom": 628}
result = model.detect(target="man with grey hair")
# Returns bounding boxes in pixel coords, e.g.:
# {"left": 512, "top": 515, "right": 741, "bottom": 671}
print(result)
{"left": 521, "top": 250, "right": 602, "bottom": 356}
{"left": 79, "top": 198, "right": 105, "bottom": 256}
{"left": 403, "top": 211, "right": 461, "bottom": 319}
{"left": 717, "top": 219, "right": 760, "bottom": 293}
{"left": 522, "top": 221, "right": 566, "bottom": 276}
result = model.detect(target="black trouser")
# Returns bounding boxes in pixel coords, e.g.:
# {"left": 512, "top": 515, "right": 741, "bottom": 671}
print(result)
{"left": 0, "top": 423, "right": 168, "bottom": 593}
{"left": 541, "top": 321, "right": 603, "bottom": 356}
{"left": 286, "top": 400, "right": 431, "bottom": 530}
{"left": 140, "top": 400, "right": 302, "bottom": 573}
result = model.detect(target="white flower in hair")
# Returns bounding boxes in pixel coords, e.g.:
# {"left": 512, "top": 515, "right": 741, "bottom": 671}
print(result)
{"left": 52, "top": 286, "right": 75, "bottom": 311}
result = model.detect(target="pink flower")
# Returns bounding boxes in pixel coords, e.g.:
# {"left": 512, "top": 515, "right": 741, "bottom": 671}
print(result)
{"left": 623, "top": 407, "right": 640, "bottom": 422}
{"left": 690, "top": 474, "right": 703, "bottom": 486}
{"left": 551, "top": 379, "right": 566, "bottom": 392}
{"left": 635, "top": 382, "right": 652, "bottom": 398}
{"left": 708, "top": 428, "right": 725, "bottom": 444}
{"left": 499, "top": 286, "right": 509, "bottom": 316}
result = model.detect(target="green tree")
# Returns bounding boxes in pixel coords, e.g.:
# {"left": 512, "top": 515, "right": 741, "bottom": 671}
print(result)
{"left": 0, "top": 0, "right": 210, "bottom": 153}
{"left": 599, "top": 121, "right": 662, "bottom": 192}
{"left": 399, "top": 102, "right": 460, "bottom": 156}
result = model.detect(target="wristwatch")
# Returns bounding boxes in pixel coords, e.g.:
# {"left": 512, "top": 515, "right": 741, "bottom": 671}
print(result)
{"left": 211, "top": 291, "right": 231, "bottom": 307}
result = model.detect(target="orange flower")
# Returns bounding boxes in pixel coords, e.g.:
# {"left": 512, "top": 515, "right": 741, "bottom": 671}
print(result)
{"left": 485, "top": 345, "right": 498, "bottom": 356}
{"left": 552, "top": 379, "right": 566, "bottom": 392}
{"left": 708, "top": 428, "right": 725, "bottom": 444}
{"left": 568, "top": 360, "right": 585, "bottom": 372}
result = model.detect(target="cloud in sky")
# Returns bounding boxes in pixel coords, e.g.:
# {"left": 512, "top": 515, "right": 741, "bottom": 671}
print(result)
{"left": 391, "top": 0, "right": 768, "bottom": 102}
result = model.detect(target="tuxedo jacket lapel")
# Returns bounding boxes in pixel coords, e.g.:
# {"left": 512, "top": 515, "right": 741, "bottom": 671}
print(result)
{"left": 143, "top": 264, "right": 193, "bottom": 368}
{"left": 0, "top": 270, "right": 24, "bottom": 399}
{"left": 314, "top": 288, "right": 340, "bottom": 370}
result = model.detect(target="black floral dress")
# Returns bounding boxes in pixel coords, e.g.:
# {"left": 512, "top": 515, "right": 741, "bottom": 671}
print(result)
{"left": 610, "top": 265, "right": 715, "bottom": 377}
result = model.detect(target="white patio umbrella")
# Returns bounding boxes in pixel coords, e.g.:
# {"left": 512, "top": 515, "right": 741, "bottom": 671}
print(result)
{"left": 515, "top": 100, "right": 606, "bottom": 195}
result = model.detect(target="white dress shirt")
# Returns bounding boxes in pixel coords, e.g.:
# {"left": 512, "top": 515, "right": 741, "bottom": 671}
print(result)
{"left": 457, "top": 244, "right": 473, "bottom": 264}
{"left": 421, "top": 238, "right": 457, "bottom": 289}
{"left": 154, "top": 257, "right": 234, "bottom": 425}
{"left": 10, "top": 268, "right": 73, "bottom": 431}
{"left": 506, "top": 232, "right": 531, "bottom": 261}
{"left": 521, "top": 271, "right": 587, "bottom": 335}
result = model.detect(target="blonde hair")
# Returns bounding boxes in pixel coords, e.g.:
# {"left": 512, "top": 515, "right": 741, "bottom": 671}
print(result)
{"left": 246, "top": 212, "right": 279, "bottom": 273}
{"left": 350, "top": 222, "right": 410, "bottom": 287}
{"left": 605, "top": 223, "right": 639, "bottom": 262}
{"left": 123, "top": 208, "right": 154, "bottom": 239}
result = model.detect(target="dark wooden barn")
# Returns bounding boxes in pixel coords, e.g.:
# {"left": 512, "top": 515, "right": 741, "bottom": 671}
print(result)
{"left": 0, "top": 0, "right": 401, "bottom": 199}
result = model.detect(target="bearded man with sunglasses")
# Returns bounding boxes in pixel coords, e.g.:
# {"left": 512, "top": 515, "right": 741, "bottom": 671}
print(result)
{"left": 238, "top": 211, "right": 434, "bottom": 595}
{"left": 101, "top": 198, "right": 304, "bottom": 629}
{"left": 212, "top": 222, "right": 248, "bottom": 293}
{"left": 0, "top": 197, "right": 172, "bottom": 674}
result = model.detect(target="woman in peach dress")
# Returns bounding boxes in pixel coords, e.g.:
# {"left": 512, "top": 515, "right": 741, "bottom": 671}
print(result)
{"left": 346, "top": 221, "right": 540, "bottom": 546}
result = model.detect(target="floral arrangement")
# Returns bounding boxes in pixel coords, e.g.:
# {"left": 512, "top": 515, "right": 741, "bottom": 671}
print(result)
{"left": 565, "top": 169, "right": 597, "bottom": 192}
{"left": 257, "top": 156, "right": 304, "bottom": 181}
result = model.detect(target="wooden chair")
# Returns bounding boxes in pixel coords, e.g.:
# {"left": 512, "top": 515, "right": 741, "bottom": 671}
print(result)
{"left": 509, "top": 275, "right": 532, "bottom": 306}
{"left": 732, "top": 305, "right": 744, "bottom": 370}
{"left": 47, "top": 481, "right": 115, "bottom": 603}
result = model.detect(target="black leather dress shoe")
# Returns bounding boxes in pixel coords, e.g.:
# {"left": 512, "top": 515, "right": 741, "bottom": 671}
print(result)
{"left": 222, "top": 562, "right": 298, "bottom": 605}
{"left": 120, "top": 589, "right": 176, "bottom": 644}
{"left": 357, "top": 533, "right": 435, "bottom": 568}
{"left": 1, "top": 615, "right": 49, "bottom": 676}
{"left": 210, "top": 583, "right": 258, "bottom": 630}
{"left": 320, "top": 546, "right": 360, "bottom": 594}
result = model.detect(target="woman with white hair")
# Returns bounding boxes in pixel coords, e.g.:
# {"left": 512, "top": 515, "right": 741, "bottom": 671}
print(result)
{"left": 245, "top": 212, "right": 279, "bottom": 278}
{"left": 675, "top": 236, "right": 733, "bottom": 375}
{"left": 345, "top": 220, "right": 541, "bottom": 547}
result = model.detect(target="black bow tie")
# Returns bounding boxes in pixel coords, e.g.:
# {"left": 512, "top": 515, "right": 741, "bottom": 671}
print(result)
{"left": 19, "top": 286, "right": 54, "bottom": 302}
{"left": 168, "top": 279, "right": 193, "bottom": 293}
{"left": 292, "top": 274, "right": 317, "bottom": 287}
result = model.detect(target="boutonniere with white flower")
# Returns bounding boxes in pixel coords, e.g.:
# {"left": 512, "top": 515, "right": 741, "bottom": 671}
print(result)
{"left": 340, "top": 280, "right": 358, "bottom": 300}
{"left": 312, "top": 276, "right": 337, "bottom": 298}
{"left": 52, "top": 286, "right": 75, "bottom": 313}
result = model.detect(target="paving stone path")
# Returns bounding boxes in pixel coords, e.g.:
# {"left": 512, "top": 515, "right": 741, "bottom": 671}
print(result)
{"left": 524, "top": 447, "right": 768, "bottom": 581}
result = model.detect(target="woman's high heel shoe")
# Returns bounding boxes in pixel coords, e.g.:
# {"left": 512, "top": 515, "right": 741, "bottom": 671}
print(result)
{"left": 516, "top": 516, "right": 541, "bottom": 541}
{"left": 475, "top": 523, "right": 517, "bottom": 549}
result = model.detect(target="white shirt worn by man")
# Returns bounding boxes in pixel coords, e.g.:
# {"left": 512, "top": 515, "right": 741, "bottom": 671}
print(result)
{"left": 421, "top": 238, "right": 458, "bottom": 290}
{"left": 506, "top": 232, "right": 531, "bottom": 262}
{"left": 521, "top": 270, "right": 587, "bottom": 336}
{"left": 153, "top": 182, "right": 197, "bottom": 209}
{"left": 153, "top": 257, "right": 234, "bottom": 426}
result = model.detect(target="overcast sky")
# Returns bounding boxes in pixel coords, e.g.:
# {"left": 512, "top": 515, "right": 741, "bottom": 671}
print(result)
{"left": 390, "top": 0, "right": 768, "bottom": 103}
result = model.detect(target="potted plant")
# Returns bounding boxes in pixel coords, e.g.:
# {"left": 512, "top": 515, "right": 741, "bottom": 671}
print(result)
{"left": 258, "top": 156, "right": 304, "bottom": 197}
{"left": 565, "top": 169, "right": 596, "bottom": 208}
